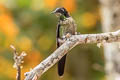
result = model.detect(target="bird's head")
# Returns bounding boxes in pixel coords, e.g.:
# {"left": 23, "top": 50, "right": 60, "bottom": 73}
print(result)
{"left": 51, "top": 7, "right": 70, "bottom": 19}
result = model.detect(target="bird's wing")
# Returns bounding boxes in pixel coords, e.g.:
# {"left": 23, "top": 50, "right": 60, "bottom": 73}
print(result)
{"left": 56, "top": 23, "right": 61, "bottom": 48}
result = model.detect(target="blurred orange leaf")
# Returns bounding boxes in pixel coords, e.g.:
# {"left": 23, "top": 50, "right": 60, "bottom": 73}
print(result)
{"left": 0, "top": 56, "right": 16, "bottom": 79}
{"left": 61, "top": 0, "right": 76, "bottom": 12}
{"left": 81, "top": 12, "right": 97, "bottom": 28}
{"left": 44, "top": 0, "right": 76, "bottom": 12}
{"left": 44, "top": 0, "right": 57, "bottom": 9}
{"left": 24, "top": 50, "right": 42, "bottom": 67}
{"left": 0, "top": 4, "right": 19, "bottom": 39}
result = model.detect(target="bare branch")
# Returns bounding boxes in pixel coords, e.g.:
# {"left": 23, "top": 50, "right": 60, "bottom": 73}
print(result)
{"left": 24, "top": 30, "right": 120, "bottom": 80}
{"left": 10, "top": 45, "right": 27, "bottom": 80}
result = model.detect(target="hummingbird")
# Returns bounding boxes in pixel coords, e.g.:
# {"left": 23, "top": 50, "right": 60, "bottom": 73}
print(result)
{"left": 52, "top": 7, "right": 77, "bottom": 77}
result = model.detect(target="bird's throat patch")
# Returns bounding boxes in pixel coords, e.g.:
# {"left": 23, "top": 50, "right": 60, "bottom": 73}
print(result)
{"left": 60, "top": 15, "right": 66, "bottom": 21}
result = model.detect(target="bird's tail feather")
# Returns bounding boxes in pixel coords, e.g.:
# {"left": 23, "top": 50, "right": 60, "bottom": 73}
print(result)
{"left": 58, "top": 54, "right": 67, "bottom": 76}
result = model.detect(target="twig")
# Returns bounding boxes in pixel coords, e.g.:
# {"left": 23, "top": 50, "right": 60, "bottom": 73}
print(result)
{"left": 24, "top": 30, "right": 120, "bottom": 80}
{"left": 10, "top": 45, "right": 27, "bottom": 80}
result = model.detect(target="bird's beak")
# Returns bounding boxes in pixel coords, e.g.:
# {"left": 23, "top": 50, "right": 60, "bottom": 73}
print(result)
{"left": 51, "top": 10, "right": 56, "bottom": 14}
{"left": 51, "top": 12, "right": 54, "bottom": 14}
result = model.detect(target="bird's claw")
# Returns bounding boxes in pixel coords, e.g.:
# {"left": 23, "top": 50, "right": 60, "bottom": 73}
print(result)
{"left": 65, "top": 33, "right": 72, "bottom": 38}
{"left": 62, "top": 33, "right": 72, "bottom": 41}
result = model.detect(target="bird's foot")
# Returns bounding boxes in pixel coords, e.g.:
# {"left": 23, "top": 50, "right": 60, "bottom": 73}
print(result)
{"left": 65, "top": 33, "right": 72, "bottom": 38}
{"left": 62, "top": 33, "right": 72, "bottom": 41}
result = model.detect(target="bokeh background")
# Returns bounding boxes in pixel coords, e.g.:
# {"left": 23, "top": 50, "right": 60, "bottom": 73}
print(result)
{"left": 0, "top": 0, "right": 105, "bottom": 80}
